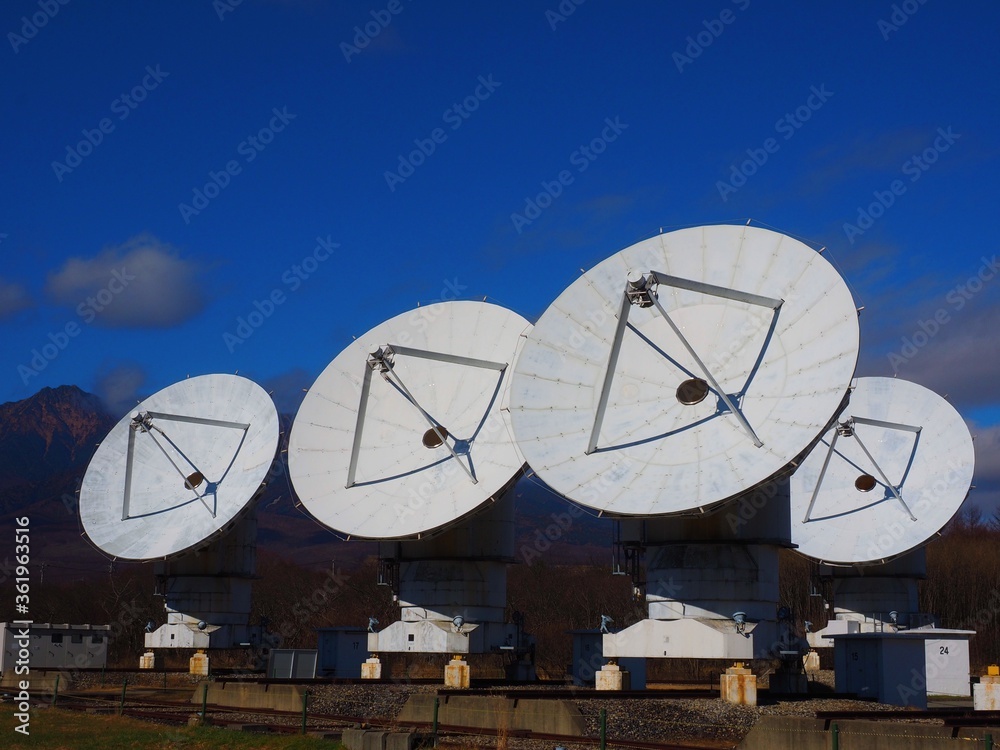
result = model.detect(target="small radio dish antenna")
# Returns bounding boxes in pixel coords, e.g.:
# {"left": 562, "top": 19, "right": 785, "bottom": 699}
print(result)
{"left": 80, "top": 374, "right": 279, "bottom": 561}
{"left": 791, "top": 376, "right": 975, "bottom": 565}
{"left": 288, "top": 301, "right": 531, "bottom": 539}
{"left": 509, "top": 224, "right": 860, "bottom": 515}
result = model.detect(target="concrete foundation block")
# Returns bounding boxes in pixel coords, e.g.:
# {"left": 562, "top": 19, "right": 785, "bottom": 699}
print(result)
{"left": 974, "top": 674, "right": 1000, "bottom": 710}
{"left": 721, "top": 663, "right": 756, "bottom": 706}
{"left": 595, "top": 662, "right": 630, "bottom": 691}
{"left": 189, "top": 650, "right": 209, "bottom": 676}
{"left": 444, "top": 657, "right": 470, "bottom": 688}
{"left": 361, "top": 656, "right": 382, "bottom": 680}
{"left": 342, "top": 728, "right": 367, "bottom": 750}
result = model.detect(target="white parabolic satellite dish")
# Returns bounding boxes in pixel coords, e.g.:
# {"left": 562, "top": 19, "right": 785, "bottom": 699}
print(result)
{"left": 288, "top": 300, "right": 531, "bottom": 540}
{"left": 80, "top": 374, "right": 280, "bottom": 561}
{"left": 509, "top": 224, "right": 861, "bottom": 516}
{"left": 790, "top": 376, "right": 975, "bottom": 566}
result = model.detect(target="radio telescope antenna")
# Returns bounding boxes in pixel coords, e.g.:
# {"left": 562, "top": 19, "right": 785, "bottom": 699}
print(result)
{"left": 509, "top": 224, "right": 860, "bottom": 515}
{"left": 791, "top": 376, "right": 975, "bottom": 566}
{"left": 289, "top": 301, "right": 534, "bottom": 681}
{"left": 289, "top": 300, "right": 530, "bottom": 540}
{"left": 79, "top": 374, "right": 279, "bottom": 663}
{"left": 80, "top": 374, "right": 279, "bottom": 561}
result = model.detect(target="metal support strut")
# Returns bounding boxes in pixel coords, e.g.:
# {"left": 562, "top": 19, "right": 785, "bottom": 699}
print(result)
{"left": 121, "top": 411, "right": 250, "bottom": 521}
{"left": 802, "top": 416, "right": 921, "bottom": 523}
{"left": 587, "top": 271, "right": 781, "bottom": 453}
{"left": 345, "top": 344, "right": 509, "bottom": 487}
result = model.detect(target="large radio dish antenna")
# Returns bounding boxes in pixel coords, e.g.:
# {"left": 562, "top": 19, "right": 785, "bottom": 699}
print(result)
{"left": 509, "top": 224, "right": 860, "bottom": 515}
{"left": 80, "top": 374, "right": 280, "bottom": 561}
{"left": 790, "top": 376, "right": 975, "bottom": 565}
{"left": 288, "top": 300, "right": 530, "bottom": 540}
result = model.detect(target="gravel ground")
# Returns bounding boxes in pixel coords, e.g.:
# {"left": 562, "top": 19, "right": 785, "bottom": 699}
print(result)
{"left": 300, "top": 677, "right": 919, "bottom": 747}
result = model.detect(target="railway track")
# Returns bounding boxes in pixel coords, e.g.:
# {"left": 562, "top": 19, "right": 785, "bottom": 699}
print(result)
{"left": 434, "top": 688, "right": 718, "bottom": 700}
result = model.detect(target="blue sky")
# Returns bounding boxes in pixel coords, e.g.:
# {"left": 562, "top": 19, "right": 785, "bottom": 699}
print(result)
{"left": 2, "top": 1, "right": 998, "bottom": 514}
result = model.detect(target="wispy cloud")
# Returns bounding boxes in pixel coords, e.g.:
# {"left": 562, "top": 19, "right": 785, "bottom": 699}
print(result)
{"left": 802, "top": 128, "right": 933, "bottom": 188}
{"left": 46, "top": 234, "right": 207, "bottom": 328}
{"left": 0, "top": 277, "right": 32, "bottom": 320}
{"left": 863, "top": 301, "right": 1000, "bottom": 411}
{"left": 93, "top": 361, "right": 148, "bottom": 414}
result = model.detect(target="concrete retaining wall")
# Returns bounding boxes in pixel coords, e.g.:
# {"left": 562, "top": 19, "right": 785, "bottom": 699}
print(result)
{"left": 398, "top": 693, "right": 585, "bottom": 736}
{"left": 738, "top": 716, "right": 1000, "bottom": 750}
{"left": 1, "top": 669, "right": 67, "bottom": 692}
{"left": 190, "top": 681, "right": 303, "bottom": 712}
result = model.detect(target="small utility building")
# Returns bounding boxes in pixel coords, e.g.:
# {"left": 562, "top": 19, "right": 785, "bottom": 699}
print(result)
{"left": 1, "top": 622, "right": 111, "bottom": 673}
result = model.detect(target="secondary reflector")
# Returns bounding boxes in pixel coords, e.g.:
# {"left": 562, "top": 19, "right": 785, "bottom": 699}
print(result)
{"left": 791, "top": 376, "right": 975, "bottom": 565}
{"left": 509, "top": 224, "right": 860, "bottom": 515}
{"left": 80, "top": 374, "right": 279, "bottom": 561}
{"left": 288, "top": 301, "right": 530, "bottom": 540}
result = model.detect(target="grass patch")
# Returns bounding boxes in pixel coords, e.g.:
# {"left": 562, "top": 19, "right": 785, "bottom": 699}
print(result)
{"left": 0, "top": 703, "right": 340, "bottom": 749}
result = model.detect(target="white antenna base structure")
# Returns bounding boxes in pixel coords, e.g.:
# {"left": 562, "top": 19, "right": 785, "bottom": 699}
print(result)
{"left": 367, "top": 490, "right": 529, "bottom": 658}
{"left": 145, "top": 513, "right": 267, "bottom": 651}
{"left": 605, "top": 480, "right": 795, "bottom": 661}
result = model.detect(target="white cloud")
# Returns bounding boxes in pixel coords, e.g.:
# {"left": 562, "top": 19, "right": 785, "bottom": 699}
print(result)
{"left": 93, "top": 362, "right": 148, "bottom": 415}
{"left": 0, "top": 277, "right": 32, "bottom": 319}
{"left": 46, "top": 234, "right": 207, "bottom": 328}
